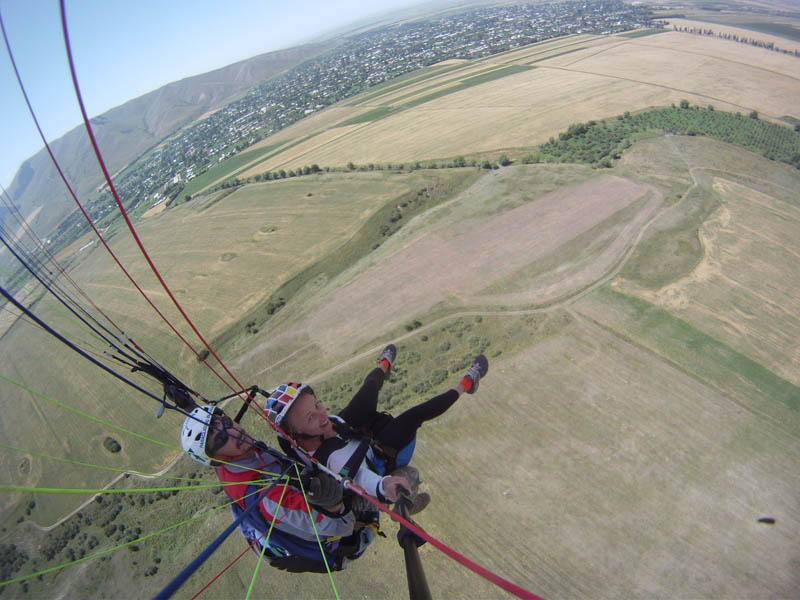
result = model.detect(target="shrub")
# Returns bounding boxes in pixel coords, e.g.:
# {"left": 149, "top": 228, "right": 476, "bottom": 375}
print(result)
{"left": 429, "top": 369, "right": 447, "bottom": 386}
{"left": 103, "top": 437, "right": 121, "bottom": 453}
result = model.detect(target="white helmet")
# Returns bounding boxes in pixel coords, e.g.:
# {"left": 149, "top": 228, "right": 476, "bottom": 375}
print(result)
{"left": 181, "top": 406, "right": 216, "bottom": 466}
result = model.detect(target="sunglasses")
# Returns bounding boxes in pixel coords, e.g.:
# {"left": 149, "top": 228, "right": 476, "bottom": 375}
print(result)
{"left": 207, "top": 415, "right": 234, "bottom": 455}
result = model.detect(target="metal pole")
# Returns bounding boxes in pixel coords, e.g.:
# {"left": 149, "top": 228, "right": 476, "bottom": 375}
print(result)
{"left": 396, "top": 498, "right": 432, "bottom": 600}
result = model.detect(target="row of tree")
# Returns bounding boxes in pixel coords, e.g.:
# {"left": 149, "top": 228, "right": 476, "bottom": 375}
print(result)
{"left": 205, "top": 104, "right": 799, "bottom": 197}
{"left": 526, "top": 103, "right": 800, "bottom": 170}
{"left": 673, "top": 26, "right": 800, "bottom": 58}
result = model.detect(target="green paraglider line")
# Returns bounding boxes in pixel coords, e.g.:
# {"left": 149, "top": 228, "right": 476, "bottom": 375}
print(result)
{"left": 0, "top": 487, "right": 267, "bottom": 589}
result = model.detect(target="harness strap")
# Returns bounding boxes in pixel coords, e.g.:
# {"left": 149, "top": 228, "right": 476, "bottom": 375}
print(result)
{"left": 313, "top": 435, "right": 372, "bottom": 481}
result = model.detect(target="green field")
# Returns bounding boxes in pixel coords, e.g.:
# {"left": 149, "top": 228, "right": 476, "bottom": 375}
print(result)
{"left": 177, "top": 142, "right": 284, "bottom": 198}
{"left": 619, "top": 28, "right": 669, "bottom": 38}
{"left": 402, "top": 64, "right": 535, "bottom": 108}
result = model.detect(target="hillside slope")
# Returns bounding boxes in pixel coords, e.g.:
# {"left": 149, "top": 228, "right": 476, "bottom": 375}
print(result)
{"left": 2, "top": 40, "right": 339, "bottom": 245}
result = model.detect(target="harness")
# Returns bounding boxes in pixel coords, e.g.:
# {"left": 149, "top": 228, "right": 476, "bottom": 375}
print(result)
{"left": 215, "top": 461, "right": 357, "bottom": 572}
{"left": 284, "top": 416, "right": 414, "bottom": 479}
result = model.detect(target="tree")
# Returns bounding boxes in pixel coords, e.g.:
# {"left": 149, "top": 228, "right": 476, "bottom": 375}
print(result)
{"left": 749, "top": 110, "right": 759, "bottom": 120}
{"left": 347, "top": 161, "right": 356, "bottom": 171}
{"left": 679, "top": 99, "right": 690, "bottom": 109}
{"left": 498, "top": 154, "right": 511, "bottom": 166}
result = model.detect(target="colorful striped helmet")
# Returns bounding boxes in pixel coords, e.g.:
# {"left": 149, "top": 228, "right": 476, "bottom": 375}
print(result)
{"left": 265, "top": 382, "right": 313, "bottom": 428}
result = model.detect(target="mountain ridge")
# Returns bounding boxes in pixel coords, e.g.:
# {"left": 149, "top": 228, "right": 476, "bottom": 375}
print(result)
{"left": 2, "top": 39, "right": 340, "bottom": 243}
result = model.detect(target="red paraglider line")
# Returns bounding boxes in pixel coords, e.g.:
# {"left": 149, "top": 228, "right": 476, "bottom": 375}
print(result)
{"left": 58, "top": 0, "right": 252, "bottom": 402}
{"left": 0, "top": 10, "right": 237, "bottom": 394}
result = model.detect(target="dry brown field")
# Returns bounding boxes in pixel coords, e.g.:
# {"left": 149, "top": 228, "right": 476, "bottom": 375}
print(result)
{"left": 235, "top": 30, "right": 799, "bottom": 178}
{"left": 3, "top": 9, "right": 800, "bottom": 597}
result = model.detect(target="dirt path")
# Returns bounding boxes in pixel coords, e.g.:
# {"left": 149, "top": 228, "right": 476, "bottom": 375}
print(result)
{"left": 32, "top": 456, "right": 182, "bottom": 532}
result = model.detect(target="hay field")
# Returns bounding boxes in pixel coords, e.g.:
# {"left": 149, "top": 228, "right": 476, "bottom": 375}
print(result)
{"left": 234, "top": 30, "right": 799, "bottom": 176}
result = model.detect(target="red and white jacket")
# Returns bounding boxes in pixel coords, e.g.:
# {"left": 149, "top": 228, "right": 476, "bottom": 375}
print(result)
{"left": 214, "top": 450, "right": 355, "bottom": 542}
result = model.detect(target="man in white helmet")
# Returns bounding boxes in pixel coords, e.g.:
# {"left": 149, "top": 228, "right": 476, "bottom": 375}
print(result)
{"left": 181, "top": 405, "right": 377, "bottom": 572}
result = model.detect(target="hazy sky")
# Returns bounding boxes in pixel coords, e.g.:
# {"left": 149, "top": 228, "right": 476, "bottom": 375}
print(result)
{"left": 0, "top": 0, "right": 423, "bottom": 189}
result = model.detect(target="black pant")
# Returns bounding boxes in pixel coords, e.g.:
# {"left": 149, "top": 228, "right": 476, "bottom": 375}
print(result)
{"left": 337, "top": 368, "right": 459, "bottom": 450}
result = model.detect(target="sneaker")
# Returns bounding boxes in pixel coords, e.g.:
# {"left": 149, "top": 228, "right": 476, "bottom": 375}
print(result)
{"left": 378, "top": 343, "right": 397, "bottom": 377}
{"left": 464, "top": 354, "right": 489, "bottom": 394}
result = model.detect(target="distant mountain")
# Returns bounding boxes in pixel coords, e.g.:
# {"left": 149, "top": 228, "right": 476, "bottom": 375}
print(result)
{"left": 2, "top": 40, "right": 340, "bottom": 242}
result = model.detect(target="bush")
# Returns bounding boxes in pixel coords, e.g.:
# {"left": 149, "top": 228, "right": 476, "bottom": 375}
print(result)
{"left": 521, "top": 153, "right": 540, "bottom": 164}
{"left": 103, "top": 437, "right": 121, "bottom": 453}
{"left": 429, "top": 369, "right": 448, "bottom": 386}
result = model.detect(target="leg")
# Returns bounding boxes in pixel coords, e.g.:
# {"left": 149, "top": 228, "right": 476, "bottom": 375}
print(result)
{"left": 374, "top": 389, "right": 460, "bottom": 449}
{"left": 337, "top": 368, "right": 385, "bottom": 428}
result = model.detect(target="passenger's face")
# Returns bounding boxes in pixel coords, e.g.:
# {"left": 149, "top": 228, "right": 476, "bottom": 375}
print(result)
{"left": 286, "top": 393, "right": 335, "bottom": 438}
{"left": 207, "top": 412, "right": 255, "bottom": 459}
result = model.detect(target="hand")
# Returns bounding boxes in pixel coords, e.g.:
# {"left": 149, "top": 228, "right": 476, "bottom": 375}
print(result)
{"left": 301, "top": 469, "right": 343, "bottom": 510}
{"left": 381, "top": 476, "right": 411, "bottom": 503}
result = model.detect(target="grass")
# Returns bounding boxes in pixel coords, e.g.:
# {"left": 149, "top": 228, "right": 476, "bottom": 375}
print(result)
{"left": 402, "top": 65, "right": 535, "bottom": 109}
{"left": 5, "top": 33, "right": 800, "bottom": 595}
{"left": 178, "top": 142, "right": 284, "bottom": 198}
{"left": 618, "top": 185, "right": 718, "bottom": 289}
{"left": 733, "top": 22, "right": 800, "bottom": 42}
{"left": 619, "top": 28, "right": 668, "bottom": 38}
{"left": 334, "top": 65, "right": 535, "bottom": 128}
{"left": 336, "top": 106, "right": 402, "bottom": 127}
{"left": 526, "top": 47, "right": 586, "bottom": 63}
{"left": 207, "top": 169, "right": 482, "bottom": 356}
{"left": 346, "top": 64, "right": 466, "bottom": 107}
{"left": 482, "top": 193, "right": 652, "bottom": 295}
{"left": 591, "top": 287, "right": 800, "bottom": 413}
{"left": 686, "top": 18, "right": 800, "bottom": 42}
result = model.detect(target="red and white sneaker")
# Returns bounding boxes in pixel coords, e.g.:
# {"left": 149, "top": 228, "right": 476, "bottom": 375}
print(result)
{"left": 463, "top": 354, "right": 488, "bottom": 394}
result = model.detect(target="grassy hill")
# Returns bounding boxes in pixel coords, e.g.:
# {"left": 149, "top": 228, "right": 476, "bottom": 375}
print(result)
{"left": 1, "top": 7, "right": 799, "bottom": 598}
{"left": 3, "top": 135, "right": 798, "bottom": 599}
